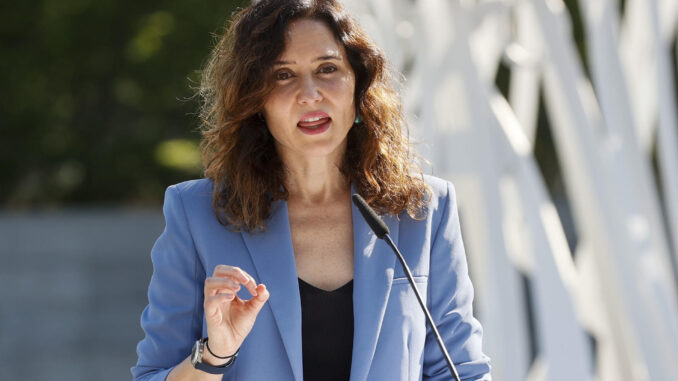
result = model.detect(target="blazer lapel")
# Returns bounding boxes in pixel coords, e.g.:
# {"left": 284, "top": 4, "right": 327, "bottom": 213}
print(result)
{"left": 240, "top": 200, "right": 303, "bottom": 381}
{"left": 350, "top": 198, "right": 400, "bottom": 381}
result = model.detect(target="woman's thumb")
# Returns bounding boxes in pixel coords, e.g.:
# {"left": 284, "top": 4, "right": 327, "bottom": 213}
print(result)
{"left": 248, "top": 284, "right": 270, "bottom": 313}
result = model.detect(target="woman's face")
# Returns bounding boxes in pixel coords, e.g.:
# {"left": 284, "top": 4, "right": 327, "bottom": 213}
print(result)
{"left": 262, "top": 18, "right": 356, "bottom": 163}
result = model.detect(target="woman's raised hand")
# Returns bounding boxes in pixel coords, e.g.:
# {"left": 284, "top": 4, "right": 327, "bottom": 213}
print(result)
{"left": 203, "top": 265, "right": 270, "bottom": 359}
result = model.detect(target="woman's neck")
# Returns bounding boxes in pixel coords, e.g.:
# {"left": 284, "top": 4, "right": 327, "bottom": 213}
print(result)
{"left": 282, "top": 157, "right": 350, "bottom": 205}
{"left": 274, "top": 136, "right": 351, "bottom": 204}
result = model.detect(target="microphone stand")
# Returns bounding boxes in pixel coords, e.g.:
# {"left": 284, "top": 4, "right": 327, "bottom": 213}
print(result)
{"left": 351, "top": 194, "right": 461, "bottom": 381}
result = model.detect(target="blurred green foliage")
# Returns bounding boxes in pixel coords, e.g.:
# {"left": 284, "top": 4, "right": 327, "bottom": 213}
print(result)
{"left": 0, "top": 0, "right": 246, "bottom": 207}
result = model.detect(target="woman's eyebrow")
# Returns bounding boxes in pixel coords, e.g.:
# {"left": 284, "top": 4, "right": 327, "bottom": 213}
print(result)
{"left": 273, "top": 54, "right": 343, "bottom": 66}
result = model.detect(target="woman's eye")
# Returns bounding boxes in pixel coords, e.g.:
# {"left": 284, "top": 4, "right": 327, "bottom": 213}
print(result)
{"left": 319, "top": 65, "right": 337, "bottom": 74}
{"left": 275, "top": 71, "right": 292, "bottom": 81}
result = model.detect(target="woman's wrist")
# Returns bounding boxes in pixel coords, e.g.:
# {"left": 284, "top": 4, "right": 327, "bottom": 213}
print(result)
{"left": 201, "top": 337, "right": 239, "bottom": 366}
{"left": 201, "top": 351, "right": 228, "bottom": 367}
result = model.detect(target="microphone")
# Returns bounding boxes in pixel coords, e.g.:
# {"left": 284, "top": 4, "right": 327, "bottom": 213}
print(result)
{"left": 351, "top": 194, "right": 461, "bottom": 381}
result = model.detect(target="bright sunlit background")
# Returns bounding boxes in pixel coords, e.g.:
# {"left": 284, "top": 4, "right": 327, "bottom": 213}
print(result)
{"left": 2, "top": 0, "right": 678, "bottom": 380}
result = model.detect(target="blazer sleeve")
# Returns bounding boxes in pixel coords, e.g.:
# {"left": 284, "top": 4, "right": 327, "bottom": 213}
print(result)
{"left": 131, "top": 185, "right": 234, "bottom": 380}
{"left": 422, "top": 181, "right": 491, "bottom": 380}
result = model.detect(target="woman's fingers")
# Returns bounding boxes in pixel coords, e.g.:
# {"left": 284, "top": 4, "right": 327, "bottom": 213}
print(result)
{"left": 212, "top": 265, "right": 249, "bottom": 282}
{"left": 245, "top": 284, "right": 269, "bottom": 316}
{"left": 212, "top": 265, "right": 259, "bottom": 296}
{"left": 204, "top": 276, "right": 241, "bottom": 296}
{"left": 205, "top": 266, "right": 269, "bottom": 324}
{"left": 204, "top": 292, "right": 236, "bottom": 318}
{"left": 204, "top": 284, "right": 269, "bottom": 322}
{"left": 246, "top": 284, "right": 270, "bottom": 314}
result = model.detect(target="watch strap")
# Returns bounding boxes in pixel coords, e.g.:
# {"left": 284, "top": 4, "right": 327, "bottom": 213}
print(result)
{"left": 194, "top": 356, "right": 236, "bottom": 374}
{"left": 191, "top": 338, "right": 238, "bottom": 375}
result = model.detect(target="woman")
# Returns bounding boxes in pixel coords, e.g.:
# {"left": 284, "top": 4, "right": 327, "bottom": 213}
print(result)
{"left": 133, "top": 0, "right": 491, "bottom": 380}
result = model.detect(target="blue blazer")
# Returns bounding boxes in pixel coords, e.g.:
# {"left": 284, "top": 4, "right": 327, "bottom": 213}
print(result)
{"left": 132, "top": 176, "right": 491, "bottom": 380}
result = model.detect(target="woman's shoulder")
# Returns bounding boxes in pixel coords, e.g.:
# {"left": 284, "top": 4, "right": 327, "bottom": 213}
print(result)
{"left": 169, "top": 177, "right": 214, "bottom": 194}
{"left": 162, "top": 178, "right": 215, "bottom": 217}
{"left": 421, "top": 174, "right": 456, "bottom": 210}
{"left": 164, "top": 178, "right": 214, "bottom": 203}
{"left": 422, "top": 174, "right": 451, "bottom": 196}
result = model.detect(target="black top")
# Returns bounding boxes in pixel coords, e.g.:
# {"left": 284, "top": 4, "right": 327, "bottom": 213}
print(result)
{"left": 298, "top": 277, "right": 354, "bottom": 381}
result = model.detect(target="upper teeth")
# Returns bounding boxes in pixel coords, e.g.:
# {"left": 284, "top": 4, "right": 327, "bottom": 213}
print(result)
{"left": 301, "top": 116, "right": 325, "bottom": 122}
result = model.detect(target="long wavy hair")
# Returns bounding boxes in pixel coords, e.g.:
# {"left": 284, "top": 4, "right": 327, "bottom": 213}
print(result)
{"left": 199, "top": 0, "right": 429, "bottom": 232}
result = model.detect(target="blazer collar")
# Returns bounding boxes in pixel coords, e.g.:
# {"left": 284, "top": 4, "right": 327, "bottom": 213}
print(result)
{"left": 240, "top": 190, "right": 400, "bottom": 381}
{"left": 240, "top": 200, "right": 303, "bottom": 381}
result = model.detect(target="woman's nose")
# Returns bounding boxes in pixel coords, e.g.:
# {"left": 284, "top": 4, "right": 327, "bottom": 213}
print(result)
{"left": 297, "top": 75, "right": 322, "bottom": 104}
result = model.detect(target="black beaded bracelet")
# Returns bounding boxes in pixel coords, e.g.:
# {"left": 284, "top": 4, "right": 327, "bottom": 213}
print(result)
{"left": 205, "top": 338, "right": 240, "bottom": 360}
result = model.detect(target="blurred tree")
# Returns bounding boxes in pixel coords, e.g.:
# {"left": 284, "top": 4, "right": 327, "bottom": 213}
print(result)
{"left": 0, "top": 0, "right": 246, "bottom": 207}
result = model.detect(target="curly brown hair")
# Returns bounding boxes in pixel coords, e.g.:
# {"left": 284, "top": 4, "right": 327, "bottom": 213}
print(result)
{"left": 199, "top": 0, "right": 429, "bottom": 232}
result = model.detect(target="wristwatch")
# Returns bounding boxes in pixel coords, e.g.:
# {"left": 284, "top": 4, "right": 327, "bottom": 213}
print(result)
{"left": 190, "top": 338, "right": 237, "bottom": 374}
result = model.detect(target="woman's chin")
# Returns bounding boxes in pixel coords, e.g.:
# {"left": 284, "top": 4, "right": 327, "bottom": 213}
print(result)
{"left": 293, "top": 141, "right": 347, "bottom": 160}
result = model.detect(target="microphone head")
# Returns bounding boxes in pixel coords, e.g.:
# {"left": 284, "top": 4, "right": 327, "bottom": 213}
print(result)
{"left": 351, "top": 194, "right": 390, "bottom": 239}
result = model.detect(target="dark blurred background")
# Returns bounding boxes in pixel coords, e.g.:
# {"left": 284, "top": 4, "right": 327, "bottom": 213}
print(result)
{"left": 0, "top": 0, "right": 247, "bottom": 208}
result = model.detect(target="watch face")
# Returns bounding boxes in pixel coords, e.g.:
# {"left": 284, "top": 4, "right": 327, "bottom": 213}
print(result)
{"left": 190, "top": 340, "right": 200, "bottom": 365}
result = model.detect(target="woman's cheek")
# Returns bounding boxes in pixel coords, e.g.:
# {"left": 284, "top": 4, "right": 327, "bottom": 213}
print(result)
{"left": 272, "top": 85, "right": 293, "bottom": 98}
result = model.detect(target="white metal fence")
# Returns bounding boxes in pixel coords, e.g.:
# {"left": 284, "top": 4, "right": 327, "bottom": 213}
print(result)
{"left": 343, "top": 0, "right": 678, "bottom": 379}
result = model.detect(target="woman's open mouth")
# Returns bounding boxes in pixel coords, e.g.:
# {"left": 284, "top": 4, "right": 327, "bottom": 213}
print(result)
{"left": 297, "top": 113, "right": 331, "bottom": 135}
